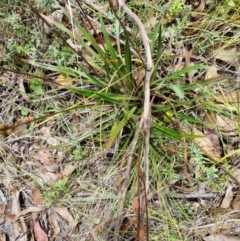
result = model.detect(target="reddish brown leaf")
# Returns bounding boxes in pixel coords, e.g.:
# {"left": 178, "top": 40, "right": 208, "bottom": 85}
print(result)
{"left": 32, "top": 189, "right": 44, "bottom": 205}
{"left": 134, "top": 67, "right": 145, "bottom": 88}
{"left": 133, "top": 197, "right": 139, "bottom": 212}
{"left": 32, "top": 213, "right": 48, "bottom": 241}
{"left": 138, "top": 227, "right": 145, "bottom": 241}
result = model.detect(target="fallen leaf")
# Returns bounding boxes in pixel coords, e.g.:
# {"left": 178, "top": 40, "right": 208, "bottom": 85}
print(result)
{"left": 37, "top": 171, "right": 59, "bottom": 184}
{"left": 134, "top": 67, "right": 145, "bottom": 88}
{"left": 111, "top": 0, "right": 119, "bottom": 11}
{"left": 49, "top": 213, "right": 60, "bottom": 238}
{"left": 5, "top": 214, "right": 16, "bottom": 222}
{"left": 32, "top": 213, "right": 48, "bottom": 241}
{"left": 232, "top": 193, "right": 240, "bottom": 210}
{"left": 133, "top": 197, "right": 139, "bottom": 212}
{"left": 10, "top": 188, "right": 28, "bottom": 240}
{"left": 215, "top": 91, "right": 240, "bottom": 103}
{"left": 31, "top": 149, "right": 54, "bottom": 165}
{"left": 203, "top": 110, "right": 217, "bottom": 128}
{"left": 53, "top": 74, "right": 72, "bottom": 87}
{"left": 221, "top": 184, "right": 233, "bottom": 208}
{"left": 213, "top": 47, "right": 240, "bottom": 70}
{"left": 209, "top": 207, "right": 232, "bottom": 214}
{"left": 216, "top": 115, "right": 237, "bottom": 132}
{"left": 119, "top": 217, "right": 135, "bottom": 237}
{"left": 62, "top": 165, "right": 76, "bottom": 177}
{"left": 1, "top": 233, "right": 6, "bottom": 241}
{"left": 11, "top": 188, "right": 20, "bottom": 214}
{"left": 203, "top": 129, "right": 221, "bottom": 157}
{"left": 174, "top": 185, "right": 199, "bottom": 194}
{"left": 233, "top": 200, "right": 240, "bottom": 210}
{"left": 13, "top": 206, "right": 46, "bottom": 221}
{"left": 204, "top": 234, "right": 240, "bottom": 241}
{"left": 138, "top": 227, "right": 145, "bottom": 241}
{"left": 32, "top": 189, "right": 44, "bottom": 205}
{"left": 205, "top": 65, "right": 218, "bottom": 79}
{"left": 52, "top": 206, "right": 74, "bottom": 225}
{"left": 191, "top": 0, "right": 205, "bottom": 20}
{"left": 192, "top": 128, "right": 221, "bottom": 162}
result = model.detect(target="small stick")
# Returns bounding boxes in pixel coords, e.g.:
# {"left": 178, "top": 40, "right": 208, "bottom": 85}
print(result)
{"left": 113, "top": 1, "right": 153, "bottom": 240}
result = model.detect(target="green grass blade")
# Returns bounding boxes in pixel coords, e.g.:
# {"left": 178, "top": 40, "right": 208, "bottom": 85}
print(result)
{"left": 69, "top": 87, "right": 130, "bottom": 105}
{"left": 151, "top": 23, "right": 162, "bottom": 81}
{"left": 105, "top": 107, "right": 136, "bottom": 149}
{"left": 164, "top": 65, "right": 210, "bottom": 80}
{"left": 27, "top": 60, "right": 107, "bottom": 87}
{"left": 124, "top": 30, "right": 134, "bottom": 89}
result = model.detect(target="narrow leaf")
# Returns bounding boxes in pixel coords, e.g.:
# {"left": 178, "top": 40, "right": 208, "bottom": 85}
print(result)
{"left": 105, "top": 107, "right": 136, "bottom": 149}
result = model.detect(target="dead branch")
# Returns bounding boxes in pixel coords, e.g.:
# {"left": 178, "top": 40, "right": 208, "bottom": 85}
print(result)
{"left": 113, "top": 0, "right": 153, "bottom": 240}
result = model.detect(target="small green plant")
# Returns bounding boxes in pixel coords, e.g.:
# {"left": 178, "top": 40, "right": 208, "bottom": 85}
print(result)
{"left": 21, "top": 108, "right": 29, "bottom": 116}
{"left": 42, "top": 178, "right": 68, "bottom": 205}
{"left": 167, "top": 0, "right": 184, "bottom": 20}
{"left": 29, "top": 78, "right": 43, "bottom": 95}
{"left": 71, "top": 146, "right": 85, "bottom": 161}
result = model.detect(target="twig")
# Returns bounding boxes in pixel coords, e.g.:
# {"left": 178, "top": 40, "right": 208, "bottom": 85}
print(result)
{"left": 113, "top": 1, "right": 153, "bottom": 240}
{"left": 188, "top": 219, "right": 240, "bottom": 230}
{"left": 119, "top": 0, "right": 153, "bottom": 196}
{"left": 112, "top": 127, "right": 142, "bottom": 240}
{"left": 164, "top": 193, "right": 217, "bottom": 199}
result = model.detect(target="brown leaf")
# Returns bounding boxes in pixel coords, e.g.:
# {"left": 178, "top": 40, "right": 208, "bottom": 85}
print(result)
{"left": 31, "top": 149, "right": 54, "bottom": 165}
{"left": 5, "top": 214, "right": 16, "bottom": 222}
{"left": 213, "top": 48, "right": 240, "bottom": 70}
{"left": 134, "top": 67, "right": 145, "bottom": 88}
{"left": 52, "top": 206, "right": 74, "bottom": 225}
{"left": 14, "top": 206, "right": 45, "bottom": 221}
{"left": 49, "top": 213, "right": 60, "bottom": 238}
{"left": 221, "top": 184, "right": 233, "bottom": 208}
{"left": 37, "top": 171, "right": 59, "bottom": 184}
{"left": 232, "top": 195, "right": 240, "bottom": 210}
{"left": 1, "top": 233, "right": 6, "bottom": 241}
{"left": 62, "top": 165, "right": 76, "bottom": 177}
{"left": 209, "top": 207, "right": 232, "bottom": 214}
{"left": 32, "top": 213, "right": 48, "bottom": 241}
{"left": 215, "top": 91, "right": 240, "bottom": 103}
{"left": 174, "top": 185, "right": 198, "bottom": 194}
{"left": 111, "top": 0, "right": 119, "bottom": 11}
{"left": 191, "top": 0, "right": 205, "bottom": 20}
{"left": 216, "top": 115, "right": 237, "bottom": 132}
{"left": 205, "top": 65, "right": 218, "bottom": 79}
{"left": 203, "top": 129, "right": 221, "bottom": 157}
{"left": 39, "top": 13, "right": 56, "bottom": 25}
{"left": 192, "top": 128, "right": 221, "bottom": 162}
{"left": 32, "top": 189, "right": 44, "bottom": 205}
{"left": 204, "top": 234, "right": 240, "bottom": 241}
{"left": 119, "top": 217, "right": 135, "bottom": 237}
{"left": 133, "top": 197, "right": 139, "bottom": 212}
{"left": 203, "top": 110, "right": 217, "bottom": 129}
{"left": 233, "top": 200, "right": 240, "bottom": 210}
{"left": 138, "top": 227, "right": 145, "bottom": 241}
